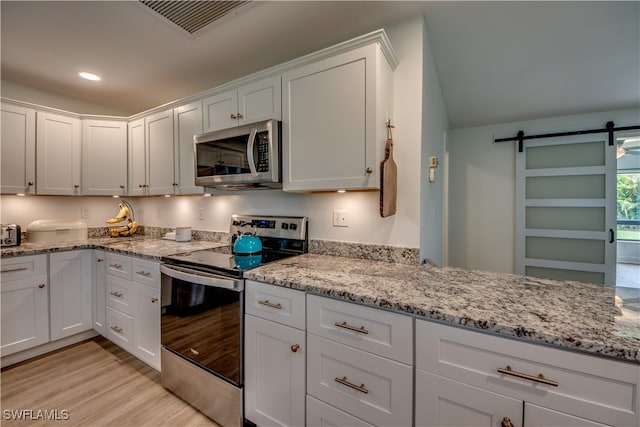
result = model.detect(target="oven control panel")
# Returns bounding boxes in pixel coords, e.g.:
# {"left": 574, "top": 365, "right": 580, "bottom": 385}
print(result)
{"left": 230, "top": 215, "right": 307, "bottom": 240}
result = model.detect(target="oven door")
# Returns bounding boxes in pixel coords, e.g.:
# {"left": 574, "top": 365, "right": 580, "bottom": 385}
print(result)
{"left": 160, "top": 264, "right": 243, "bottom": 387}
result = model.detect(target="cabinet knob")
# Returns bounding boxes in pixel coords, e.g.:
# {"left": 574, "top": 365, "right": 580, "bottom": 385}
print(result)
{"left": 96, "top": 258, "right": 104, "bottom": 263}
{"left": 173, "top": 183, "right": 179, "bottom": 186}
{"left": 120, "top": 185, "right": 125, "bottom": 189}
{"left": 139, "top": 184, "right": 144, "bottom": 188}
{"left": 236, "top": 113, "right": 243, "bottom": 119}
{"left": 74, "top": 184, "right": 80, "bottom": 188}
{"left": 151, "top": 298, "right": 158, "bottom": 303}
{"left": 366, "top": 167, "right": 373, "bottom": 174}
{"left": 28, "top": 181, "right": 34, "bottom": 186}
{"left": 501, "top": 417, "right": 514, "bottom": 427}
{"left": 38, "top": 283, "right": 46, "bottom": 289}
{"left": 290, "top": 344, "right": 300, "bottom": 353}
{"left": 230, "top": 114, "right": 237, "bottom": 119}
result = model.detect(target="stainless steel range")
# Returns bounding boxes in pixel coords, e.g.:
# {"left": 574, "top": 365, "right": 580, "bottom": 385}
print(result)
{"left": 160, "top": 215, "right": 308, "bottom": 427}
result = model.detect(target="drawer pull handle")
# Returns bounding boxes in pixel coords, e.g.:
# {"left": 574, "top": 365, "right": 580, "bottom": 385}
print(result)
{"left": 497, "top": 366, "right": 558, "bottom": 387}
{"left": 110, "top": 263, "right": 122, "bottom": 269}
{"left": 258, "top": 300, "right": 282, "bottom": 310}
{"left": 290, "top": 344, "right": 300, "bottom": 353}
{"left": 110, "top": 291, "right": 123, "bottom": 298}
{"left": 96, "top": 258, "right": 104, "bottom": 263}
{"left": 190, "top": 348, "right": 199, "bottom": 356}
{"left": 335, "top": 321, "right": 369, "bottom": 335}
{"left": 335, "top": 376, "right": 368, "bottom": 394}
{"left": 1, "top": 267, "right": 28, "bottom": 273}
{"left": 151, "top": 298, "right": 158, "bottom": 303}
{"left": 110, "top": 326, "right": 123, "bottom": 333}
{"left": 136, "top": 271, "right": 151, "bottom": 277}
{"left": 501, "top": 417, "right": 515, "bottom": 427}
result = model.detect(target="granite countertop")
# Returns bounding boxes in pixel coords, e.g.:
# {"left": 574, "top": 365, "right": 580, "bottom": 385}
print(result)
{"left": 244, "top": 253, "right": 640, "bottom": 364}
{"left": 0, "top": 236, "right": 227, "bottom": 260}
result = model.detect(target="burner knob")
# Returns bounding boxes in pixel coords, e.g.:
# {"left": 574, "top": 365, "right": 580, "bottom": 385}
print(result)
{"left": 281, "top": 223, "right": 289, "bottom": 230}
{"left": 289, "top": 223, "right": 297, "bottom": 231}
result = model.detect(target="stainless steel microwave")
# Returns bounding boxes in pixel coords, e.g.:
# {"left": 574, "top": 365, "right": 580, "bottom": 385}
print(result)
{"left": 194, "top": 119, "right": 281, "bottom": 190}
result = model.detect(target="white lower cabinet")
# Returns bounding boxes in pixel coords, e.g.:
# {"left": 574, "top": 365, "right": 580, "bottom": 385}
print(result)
{"left": 415, "top": 370, "right": 522, "bottom": 427}
{"left": 0, "top": 255, "right": 49, "bottom": 356}
{"left": 415, "top": 319, "right": 639, "bottom": 427}
{"left": 244, "top": 280, "right": 306, "bottom": 427}
{"left": 49, "top": 250, "right": 92, "bottom": 341}
{"left": 306, "top": 395, "right": 374, "bottom": 427}
{"left": 306, "top": 294, "right": 413, "bottom": 427}
{"left": 104, "top": 254, "right": 160, "bottom": 370}
{"left": 93, "top": 250, "right": 106, "bottom": 336}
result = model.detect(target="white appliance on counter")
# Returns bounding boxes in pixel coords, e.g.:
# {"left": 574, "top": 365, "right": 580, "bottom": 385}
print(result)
{"left": 26, "top": 219, "right": 87, "bottom": 243}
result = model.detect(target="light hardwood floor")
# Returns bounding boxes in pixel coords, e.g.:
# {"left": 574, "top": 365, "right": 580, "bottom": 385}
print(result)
{"left": 1, "top": 338, "right": 220, "bottom": 427}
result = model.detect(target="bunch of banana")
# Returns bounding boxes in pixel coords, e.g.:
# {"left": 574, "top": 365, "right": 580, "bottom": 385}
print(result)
{"left": 106, "top": 203, "right": 130, "bottom": 224}
{"left": 108, "top": 219, "right": 138, "bottom": 237}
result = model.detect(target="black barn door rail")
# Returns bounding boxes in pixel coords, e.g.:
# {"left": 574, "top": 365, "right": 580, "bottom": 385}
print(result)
{"left": 494, "top": 122, "right": 640, "bottom": 152}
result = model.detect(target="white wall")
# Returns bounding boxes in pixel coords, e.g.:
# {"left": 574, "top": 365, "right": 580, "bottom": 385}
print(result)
{"left": 1, "top": 80, "right": 130, "bottom": 117}
{"left": 448, "top": 108, "right": 640, "bottom": 274}
{"left": 0, "top": 16, "right": 429, "bottom": 249}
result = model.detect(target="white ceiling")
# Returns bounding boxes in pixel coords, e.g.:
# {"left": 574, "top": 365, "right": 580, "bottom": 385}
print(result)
{"left": 1, "top": 1, "right": 638, "bottom": 128}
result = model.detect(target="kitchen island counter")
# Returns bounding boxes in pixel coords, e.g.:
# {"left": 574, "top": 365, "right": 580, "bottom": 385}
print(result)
{"left": 244, "top": 253, "right": 640, "bottom": 364}
{"left": 0, "top": 236, "right": 226, "bottom": 261}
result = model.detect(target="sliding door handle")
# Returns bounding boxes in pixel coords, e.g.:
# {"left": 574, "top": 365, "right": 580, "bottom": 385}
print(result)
{"left": 609, "top": 229, "right": 615, "bottom": 244}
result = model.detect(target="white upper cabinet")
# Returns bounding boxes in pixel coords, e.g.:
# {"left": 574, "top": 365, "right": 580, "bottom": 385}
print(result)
{"left": 128, "top": 109, "right": 175, "bottom": 196}
{"left": 1, "top": 102, "right": 36, "bottom": 194}
{"left": 202, "top": 75, "right": 281, "bottom": 132}
{"left": 282, "top": 39, "right": 395, "bottom": 192}
{"left": 82, "top": 119, "right": 127, "bottom": 196}
{"left": 36, "top": 111, "right": 82, "bottom": 195}
{"left": 173, "top": 100, "right": 204, "bottom": 194}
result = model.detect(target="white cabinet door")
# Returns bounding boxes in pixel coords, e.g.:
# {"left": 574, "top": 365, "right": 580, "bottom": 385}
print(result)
{"left": 1, "top": 103, "right": 36, "bottom": 194}
{"left": 202, "top": 75, "right": 281, "bottom": 133}
{"left": 133, "top": 282, "right": 160, "bottom": 370}
{"left": 524, "top": 403, "right": 611, "bottom": 427}
{"left": 174, "top": 101, "right": 204, "bottom": 194}
{"left": 82, "top": 119, "right": 127, "bottom": 196}
{"left": 36, "top": 112, "right": 82, "bottom": 195}
{"left": 49, "top": 250, "right": 92, "bottom": 341}
{"left": 0, "top": 255, "right": 49, "bottom": 356}
{"left": 128, "top": 118, "right": 146, "bottom": 196}
{"left": 146, "top": 109, "right": 175, "bottom": 195}
{"left": 93, "top": 250, "right": 106, "bottom": 336}
{"left": 416, "top": 370, "right": 523, "bottom": 427}
{"left": 282, "top": 43, "right": 392, "bottom": 192}
{"left": 244, "top": 314, "right": 305, "bottom": 427}
{"left": 237, "top": 75, "right": 281, "bottom": 126}
{"left": 202, "top": 88, "right": 238, "bottom": 132}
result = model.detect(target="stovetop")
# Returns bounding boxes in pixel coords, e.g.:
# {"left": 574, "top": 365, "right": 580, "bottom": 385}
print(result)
{"left": 163, "top": 215, "right": 308, "bottom": 278}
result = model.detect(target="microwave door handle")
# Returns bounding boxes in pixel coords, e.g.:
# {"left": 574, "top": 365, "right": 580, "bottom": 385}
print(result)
{"left": 246, "top": 127, "right": 259, "bottom": 176}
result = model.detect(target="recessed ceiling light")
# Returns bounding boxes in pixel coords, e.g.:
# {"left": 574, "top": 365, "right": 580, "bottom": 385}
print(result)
{"left": 78, "top": 71, "right": 101, "bottom": 81}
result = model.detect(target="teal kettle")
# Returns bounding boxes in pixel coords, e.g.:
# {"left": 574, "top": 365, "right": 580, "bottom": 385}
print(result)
{"left": 233, "top": 230, "right": 262, "bottom": 255}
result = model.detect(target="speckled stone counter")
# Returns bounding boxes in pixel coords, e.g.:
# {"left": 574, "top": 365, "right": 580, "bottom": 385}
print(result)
{"left": 244, "top": 253, "right": 640, "bottom": 364}
{"left": 0, "top": 236, "right": 226, "bottom": 261}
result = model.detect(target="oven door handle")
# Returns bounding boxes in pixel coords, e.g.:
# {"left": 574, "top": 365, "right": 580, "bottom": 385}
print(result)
{"left": 160, "top": 264, "right": 243, "bottom": 291}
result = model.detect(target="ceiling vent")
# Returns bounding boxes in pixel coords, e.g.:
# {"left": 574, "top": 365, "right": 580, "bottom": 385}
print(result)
{"left": 139, "top": 1, "right": 251, "bottom": 35}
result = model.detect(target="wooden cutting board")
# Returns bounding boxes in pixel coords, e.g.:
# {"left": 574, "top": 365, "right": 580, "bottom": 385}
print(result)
{"left": 380, "top": 137, "right": 397, "bottom": 217}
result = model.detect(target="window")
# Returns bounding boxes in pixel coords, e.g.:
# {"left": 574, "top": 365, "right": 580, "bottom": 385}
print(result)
{"left": 617, "top": 172, "right": 640, "bottom": 241}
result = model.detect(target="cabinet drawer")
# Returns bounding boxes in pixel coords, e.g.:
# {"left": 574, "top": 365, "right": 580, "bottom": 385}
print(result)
{"left": 246, "top": 280, "right": 305, "bottom": 329}
{"left": 106, "top": 275, "right": 135, "bottom": 316}
{"left": 307, "top": 334, "right": 412, "bottom": 427}
{"left": 416, "top": 319, "right": 639, "bottom": 427}
{"left": 306, "top": 395, "right": 374, "bottom": 427}
{"left": 105, "top": 253, "right": 131, "bottom": 279}
{"left": 307, "top": 294, "right": 413, "bottom": 364}
{"left": 106, "top": 306, "right": 133, "bottom": 353}
{"left": 131, "top": 258, "right": 160, "bottom": 288}
{"left": 0, "top": 255, "right": 47, "bottom": 281}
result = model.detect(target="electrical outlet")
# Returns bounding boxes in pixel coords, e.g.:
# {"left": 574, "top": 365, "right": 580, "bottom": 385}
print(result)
{"left": 333, "top": 209, "right": 349, "bottom": 227}
{"left": 198, "top": 208, "right": 205, "bottom": 220}
{"left": 81, "top": 207, "right": 90, "bottom": 218}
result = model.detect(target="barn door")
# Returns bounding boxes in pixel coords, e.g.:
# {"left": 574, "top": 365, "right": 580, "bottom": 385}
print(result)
{"left": 516, "top": 133, "right": 616, "bottom": 285}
